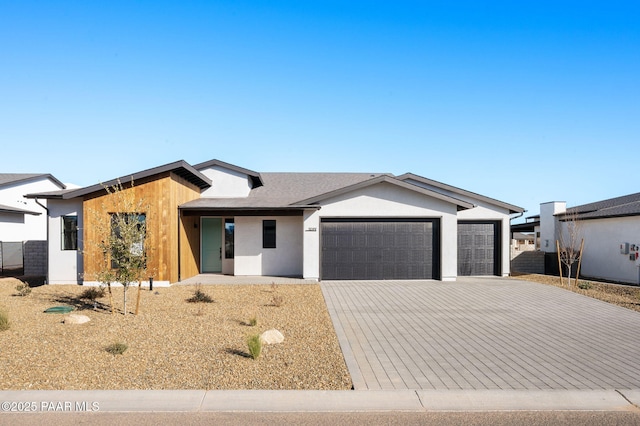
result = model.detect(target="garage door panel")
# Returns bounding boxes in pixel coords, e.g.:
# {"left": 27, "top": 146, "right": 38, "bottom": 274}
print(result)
{"left": 322, "top": 219, "right": 439, "bottom": 280}
{"left": 458, "top": 221, "right": 499, "bottom": 276}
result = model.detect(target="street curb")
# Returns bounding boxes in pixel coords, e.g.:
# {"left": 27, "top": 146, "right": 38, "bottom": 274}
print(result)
{"left": 1, "top": 389, "right": 639, "bottom": 413}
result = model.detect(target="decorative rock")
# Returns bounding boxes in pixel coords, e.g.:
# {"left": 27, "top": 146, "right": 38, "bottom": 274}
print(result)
{"left": 260, "top": 329, "right": 284, "bottom": 345}
{"left": 63, "top": 314, "right": 91, "bottom": 325}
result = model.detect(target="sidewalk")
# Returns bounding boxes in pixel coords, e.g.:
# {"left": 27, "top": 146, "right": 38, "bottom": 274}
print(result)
{"left": 1, "top": 389, "right": 639, "bottom": 413}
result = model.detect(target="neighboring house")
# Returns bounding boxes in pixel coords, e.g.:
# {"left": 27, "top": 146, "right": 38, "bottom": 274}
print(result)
{"left": 27, "top": 159, "right": 523, "bottom": 286}
{"left": 512, "top": 232, "right": 535, "bottom": 252}
{"left": 511, "top": 214, "right": 540, "bottom": 251}
{"left": 536, "top": 195, "right": 640, "bottom": 285}
{"left": 0, "top": 173, "right": 66, "bottom": 276}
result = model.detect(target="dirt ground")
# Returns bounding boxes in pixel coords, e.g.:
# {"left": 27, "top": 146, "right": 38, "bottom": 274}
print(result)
{"left": 512, "top": 272, "right": 640, "bottom": 313}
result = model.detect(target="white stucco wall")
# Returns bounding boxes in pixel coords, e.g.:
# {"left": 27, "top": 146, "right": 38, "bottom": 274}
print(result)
{"left": 303, "top": 182, "right": 459, "bottom": 281}
{"left": 198, "top": 165, "right": 252, "bottom": 198}
{"left": 234, "top": 215, "right": 303, "bottom": 277}
{"left": 540, "top": 201, "right": 566, "bottom": 252}
{"left": 0, "top": 177, "right": 62, "bottom": 241}
{"left": 560, "top": 216, "right": 640, "bottom": 284}
{"left": 47, "top": 199, "right": 84, "bottom": 284}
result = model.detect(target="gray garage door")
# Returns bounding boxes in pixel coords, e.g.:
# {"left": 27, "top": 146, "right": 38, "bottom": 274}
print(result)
{"left": 457, "top": 221, "right": 500, "bottom": 276}
{"left": 321, "top": 219, "right": 440, "bottom": 280}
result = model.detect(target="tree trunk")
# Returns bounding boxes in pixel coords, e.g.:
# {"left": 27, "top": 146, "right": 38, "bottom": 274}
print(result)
{"left": 135, "top": 280, "right": 142, "bottom": 315}
{"left": 123, "top": 287, "right": 128, "bottom": 316}
{"left": 107, "top": 284, "right": 115, "bottom": 315}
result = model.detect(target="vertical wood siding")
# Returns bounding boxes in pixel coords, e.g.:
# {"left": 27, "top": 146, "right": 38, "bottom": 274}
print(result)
{"left": 82, "top": 172, "right": 201, "bottom": 283}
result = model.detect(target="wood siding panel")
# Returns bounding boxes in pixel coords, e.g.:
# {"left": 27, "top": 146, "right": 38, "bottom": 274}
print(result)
{"left": 180, "top": 215, "right": 200, "bottom": 280}
{"left": 83, "top": 172, "right": 201, "bottom": 284}
{"left": 170, "top": 173, "right": 201, "bottom": 282}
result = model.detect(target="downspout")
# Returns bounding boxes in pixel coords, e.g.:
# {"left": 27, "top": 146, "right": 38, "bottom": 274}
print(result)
{"left": 509, "top": 210, "right": 526, "bottom": 243}
{"left": 34, "top": 197, "right": 49, "bottom": 285}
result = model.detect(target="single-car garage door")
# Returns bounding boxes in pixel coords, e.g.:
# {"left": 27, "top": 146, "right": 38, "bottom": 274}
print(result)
{"left": 321, "top": 218, "right": 440, "bottom": 280}
{"left": 457, "top": 221, "right": 500, "bottom": 276}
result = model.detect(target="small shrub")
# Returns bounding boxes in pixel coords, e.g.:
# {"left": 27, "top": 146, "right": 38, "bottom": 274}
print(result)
{"left": 247, "top": 334, "right": 262, "bottom": 360}
{"left": 15, "top": 282, "right": 31, "bottom": 297}
{"left": 0, "top": 310, "right": 10, "bottom": 331}
{"left": 248, "top": 315, "right": 258, "bottom": 327}
{"left": 79, "top": 287, "right": 105, "bottom": 301}
{"left": 269, "top": 282, "right": 284, "bottom": 307}
{"left": 271, "top": 294, "right": 284, "bottom": 307}
{"left": 105, "top": 342, "right": 128, "bottom": 355}
{"left": 578, "top": 281, "right": 593, "bottom": 290}
{"left": 187, "top": 284, "right": 213, "bottom": 303}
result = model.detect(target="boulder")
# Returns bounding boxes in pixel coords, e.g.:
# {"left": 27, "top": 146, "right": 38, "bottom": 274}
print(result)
{"left": 63, "top": 314, "right": 91, "bottom": 325}
{"left": 260, "top": 329, "right": 284, "bottom": 345}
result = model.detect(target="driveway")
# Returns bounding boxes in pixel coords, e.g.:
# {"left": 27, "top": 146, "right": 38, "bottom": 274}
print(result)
{"left": 321, "top": 277, "right": 640, "bottom": 390}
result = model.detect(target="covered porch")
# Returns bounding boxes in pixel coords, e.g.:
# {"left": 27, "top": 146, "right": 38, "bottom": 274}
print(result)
{"left": 178, "top": 206, "right": 315, "bottom": 282}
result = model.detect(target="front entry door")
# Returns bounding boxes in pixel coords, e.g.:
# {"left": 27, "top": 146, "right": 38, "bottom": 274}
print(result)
{"left": 202, "top": 218, "right": 222, "bottom": 273}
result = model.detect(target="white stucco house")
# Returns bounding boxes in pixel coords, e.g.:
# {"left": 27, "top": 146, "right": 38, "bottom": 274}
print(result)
{"left": 0, "top": 173, "right": 66, "bottom": 276}
{"left": 27, "top": 159, "right": 523, "bottom": 285}
{"left": 538, "top": 194, "right": 640, "bottom": 285}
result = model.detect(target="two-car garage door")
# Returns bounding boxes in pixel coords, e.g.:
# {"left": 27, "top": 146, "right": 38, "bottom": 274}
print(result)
{"left": 321, "top": 218, "right": 501, "bottom": 280}
{"left": 321, "top": 219, "right": 440, "bottom": 280}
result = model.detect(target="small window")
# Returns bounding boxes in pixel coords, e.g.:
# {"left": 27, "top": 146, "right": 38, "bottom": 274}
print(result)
{"left": 61, "top": 216, "right": 78, "bottom": 250}
{"left": 225, "top": 218, "right": 234, "bottom": 259}
{"left": 263, "top": 220, "right": 276, "bottom": 249}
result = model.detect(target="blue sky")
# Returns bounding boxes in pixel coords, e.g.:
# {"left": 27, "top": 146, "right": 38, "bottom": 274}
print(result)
{"left": 1, "top": 1, "right": 638, "bottom": 220}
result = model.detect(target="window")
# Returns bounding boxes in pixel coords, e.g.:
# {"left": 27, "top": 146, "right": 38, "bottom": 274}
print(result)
{"left": 225, "top": 218, "right": 234, "bottom": 259}
{"left": 61, "top": 215, "right": 78, "bottom": 250}
{"left": 110, "top": 213, "right": 146, "bottom": 269}
{"left": 263, "top": 220, "right": 276, "bottom": 249}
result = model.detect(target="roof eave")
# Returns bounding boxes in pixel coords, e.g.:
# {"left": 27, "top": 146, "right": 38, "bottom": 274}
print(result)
{"left": 0, "top": 204, "right": 42, "bottom": 215}
{"left": 398, "top": 173, "right": 524, "bottom": 214}
{"left": 179, "top": 205, "right": 321, "bottom": 211}
{"left": 57, "top": 160, "right": 212, "bottom": 199}
{"left": 193, "top": 159, "right": 264, "bottom": 188}
{"left": 294, "top": 175, "right": 475, "bottom": 209}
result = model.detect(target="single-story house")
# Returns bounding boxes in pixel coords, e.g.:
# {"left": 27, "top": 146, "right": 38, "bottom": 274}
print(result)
{"left": 537, "top": 195, "right": 640, "bottom": 285}
{"left": 27, "top": 159, "right": 523, "bottom": 286}
{"left": 0, "top": 173, "right": 66, "bottom": 276}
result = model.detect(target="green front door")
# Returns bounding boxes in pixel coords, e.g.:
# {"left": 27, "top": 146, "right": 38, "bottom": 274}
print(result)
{"left": 202, "top": 218, "right": 222, "bottom": 273}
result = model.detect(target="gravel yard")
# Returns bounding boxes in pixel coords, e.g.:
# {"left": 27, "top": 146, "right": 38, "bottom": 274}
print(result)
{"left": 512, "top": 272, "right": 640, "bottom": 313}
{"left": 0, "top": 279, "right": 352, "bottom": 390}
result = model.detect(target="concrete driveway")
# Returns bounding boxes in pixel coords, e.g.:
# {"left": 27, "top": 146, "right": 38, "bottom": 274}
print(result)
{"left": 321, "top": 277, "right": 640, "bottom": 391}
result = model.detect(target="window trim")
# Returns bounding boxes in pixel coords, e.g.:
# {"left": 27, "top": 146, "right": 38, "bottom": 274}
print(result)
{"left": 225, "top": 218, "right": 234, "bottom": 259}
{"left": 262, "top": 220, "right": 276, "bottom": 249}
{"left": 61, "top": 215, "right": 78, "bottom": 251}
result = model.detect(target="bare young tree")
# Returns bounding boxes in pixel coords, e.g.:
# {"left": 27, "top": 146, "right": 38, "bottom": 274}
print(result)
{"left": 87, "top": 179, "right": 150, "bottom": 316}
{"left": 556, "top": 211, "right": 584, "bottom": 288}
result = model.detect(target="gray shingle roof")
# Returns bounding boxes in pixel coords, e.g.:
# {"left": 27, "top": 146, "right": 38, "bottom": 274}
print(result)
{"left": 181, "top": 173, "right": 384, "bottom": 209}
{"left": 180, "top": 172, "right": 475, "bottom": 210}
{"left": 398, "top": 173, "right": 524, "bottom": 214}
{"left": 560, "top": 192, "right": 640, "bottom": 220}
{"left": 0, "top": 173, "right": 65, "bottom": 189}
